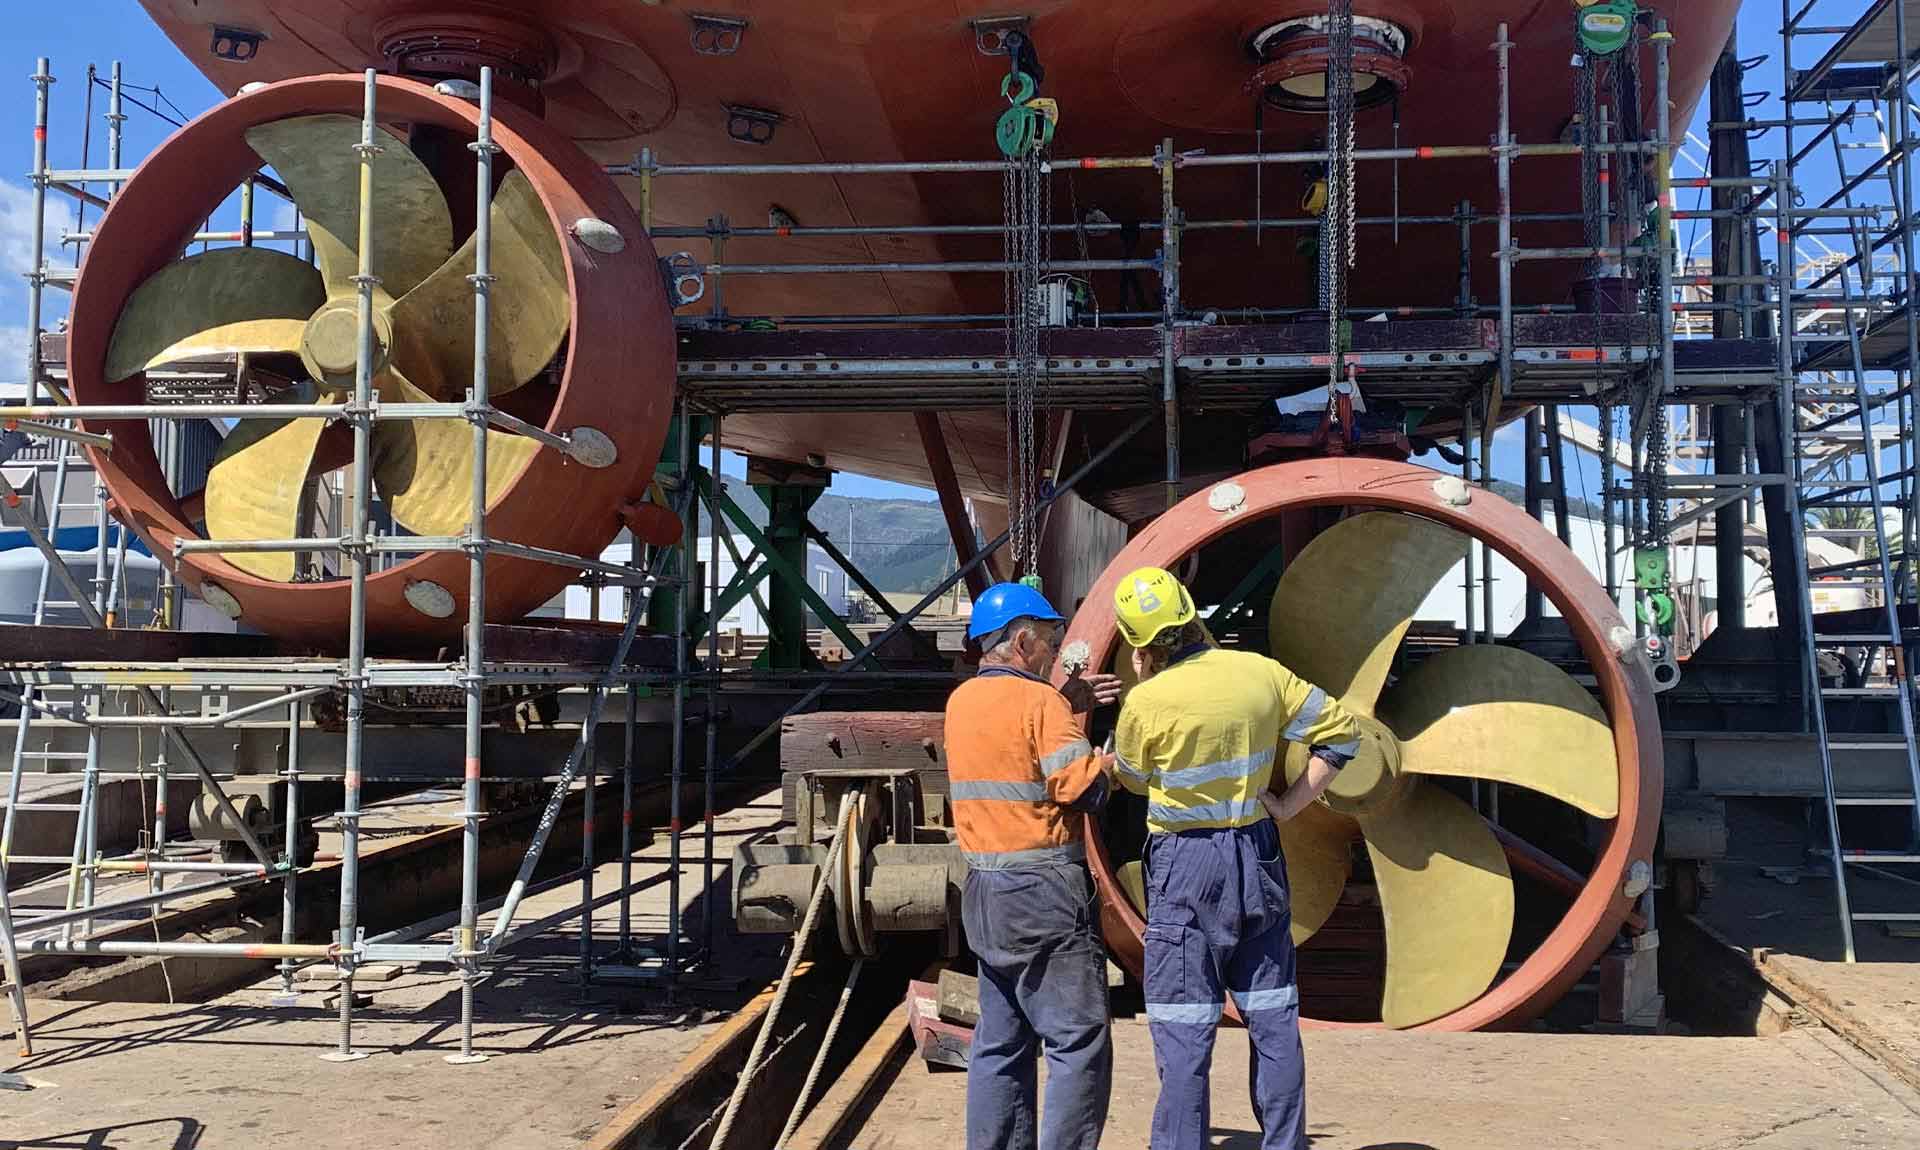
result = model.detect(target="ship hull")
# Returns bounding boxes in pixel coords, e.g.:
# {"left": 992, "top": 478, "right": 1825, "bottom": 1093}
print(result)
{"left": 135, "top": 0, "right": 1738, "bottom": 507}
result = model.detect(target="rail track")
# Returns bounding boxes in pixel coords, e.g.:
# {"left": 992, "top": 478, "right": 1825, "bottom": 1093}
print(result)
{"left": 588, "top": 946, "right": 933, "bottom": 1150}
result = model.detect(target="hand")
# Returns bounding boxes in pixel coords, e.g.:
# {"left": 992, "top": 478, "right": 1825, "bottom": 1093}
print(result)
{"left": 1061, "top": 671, "right": 1124, "bottom": 714}
{"left": 1130, "top": 647, "right": 1152, "bottom": 682}
{"left": 1258, "top": 789, "right": 1290, "bottom": 824}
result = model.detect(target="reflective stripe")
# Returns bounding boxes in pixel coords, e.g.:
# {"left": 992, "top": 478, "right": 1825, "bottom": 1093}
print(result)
{"left": 1160, "top": 746, "right": 1275, "bottom": 791}
{"left": 1232, "top": 985, "right": 1299, "bottom": 1013}
{"left": 950, "top": 779, "right": 1048, "bottom": 802}
{"left": 1114, "top": 753, "right": 1150, "bottom": 783}
{"left": 962, "top": 842, "right": 1086, "bottom": 871}
{"left": 1039, "top": 739, "right": 1094, "bottom": 778}
{"left": 1147, "top": 793, "right": 1266, "bottom": 827}
{"left": 1146, "top": 1001, "right": 1224, "bottom": 1025}
{"left": 1318, "top": 740, "right": 1361, "bottom": 761}
{"left": 1281, "top": 686, "right": 1328, "bottom": 742}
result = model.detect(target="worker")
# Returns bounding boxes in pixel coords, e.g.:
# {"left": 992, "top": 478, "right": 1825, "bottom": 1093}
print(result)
{"left": 946, "top": 581, "right": 1123, "bottom": 1150}
{"left": 1109, "top": 566, "right": 1360, "bottom": 1150}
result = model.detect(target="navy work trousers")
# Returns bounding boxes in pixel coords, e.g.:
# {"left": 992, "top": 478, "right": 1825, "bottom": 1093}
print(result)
{"left": 961, "top": 862, "right": 1113, "bottom": 1150}
{"left": 1143, "top": 818, "right": 1306, "bottom": 1150}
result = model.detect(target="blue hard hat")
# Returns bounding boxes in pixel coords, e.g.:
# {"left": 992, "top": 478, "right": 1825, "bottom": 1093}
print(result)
{"left": 967, "top": 581, "right": 1064, "bottom": 641}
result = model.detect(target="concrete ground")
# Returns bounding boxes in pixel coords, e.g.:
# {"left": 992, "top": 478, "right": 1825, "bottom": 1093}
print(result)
{"left": 1690, "top": 798, "right": 1920, "bottom": 1092}
{"left": 861, "top": 1020, "right": 1920, "bottom": 1149}
{"left": 0, "top": 791, "right": 789, "bottom": 1150}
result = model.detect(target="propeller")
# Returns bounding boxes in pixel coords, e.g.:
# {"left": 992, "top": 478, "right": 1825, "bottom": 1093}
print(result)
{"left": 1266, "top": 512, "right": 1618, "bottom": 1028}
{"left": 103, "top": 115, "right": 570, "bottom": 581}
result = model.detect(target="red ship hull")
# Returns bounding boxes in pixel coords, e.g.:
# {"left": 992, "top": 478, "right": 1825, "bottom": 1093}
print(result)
{"left": 135, "top": 1, "right": 1736, "bottom": 502}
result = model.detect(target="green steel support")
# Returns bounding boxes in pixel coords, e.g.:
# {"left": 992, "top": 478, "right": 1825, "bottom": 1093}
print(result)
{"left": 701, "top": 484, "right": 773, "bottom": 628}
{"left": 1211, "top": 544, "right": 1292, "bottom": 626}
{"left": 645, "top": 416, "right": 704, "bottom": 635}
{"left": 806, "top": 522, "right": 905, "bottom": 625}
{"left": 713, "top": 459, "right": 866, "bottom": 669}
{"left": 692, "top": 554, "right": 771, "bottom": 640}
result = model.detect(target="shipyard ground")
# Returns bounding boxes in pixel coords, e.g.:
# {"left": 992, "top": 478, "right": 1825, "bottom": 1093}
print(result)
{"left": 862, "top": 1025, "right": 1920, "bottom": 1149}
{"left": 6, "top": 789, "right": 1920, "bottom": 1149}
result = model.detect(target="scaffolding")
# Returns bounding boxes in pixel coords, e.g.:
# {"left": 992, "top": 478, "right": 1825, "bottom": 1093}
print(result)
{"left": 1, "top": 6, "right": 1917, "bottom": 1062}
{"left": 1771, "top": 0, "right": 1920, "bottom": 960}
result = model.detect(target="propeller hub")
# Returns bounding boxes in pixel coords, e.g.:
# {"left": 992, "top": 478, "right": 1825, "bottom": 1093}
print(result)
{"left": 1311, "top": 713, "right": 1408, "bottom": 819}
{"left": 300, "top": 299, "right": 391, "bottom": 384}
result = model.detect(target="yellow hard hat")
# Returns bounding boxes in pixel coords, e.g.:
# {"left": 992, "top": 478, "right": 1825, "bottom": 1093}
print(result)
{"left": 1113, "top": 566, "right": 1196, "bottom": 648}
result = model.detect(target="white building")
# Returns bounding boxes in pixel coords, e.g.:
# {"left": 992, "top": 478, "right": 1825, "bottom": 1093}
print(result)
{"left": 546, "top": 533, "right": 849, "bottom": 635}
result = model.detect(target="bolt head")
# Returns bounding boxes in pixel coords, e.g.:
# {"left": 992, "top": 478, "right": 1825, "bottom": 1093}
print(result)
{"left": 566, "top": 427, "right": 617, "bottom": 468}
{"left": 198, "top": 580, "right": 243, "bottom": 620}
{"left": 404, "top": 579, "right": 457, "bottom": 619}
{"left": 1208, "top": 481, "right": 1246, "bottom": 515}
{"left": 1432, "top": 475, "right": 1473, "bottom": 506}
{"left": 571, "top": 217, "right": 626, "bottom": 254}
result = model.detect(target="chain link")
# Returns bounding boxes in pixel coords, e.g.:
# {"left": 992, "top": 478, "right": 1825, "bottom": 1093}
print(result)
{"left": 1003, "top": 129, "right": 1051, "bottom": 577}
{"left": 1325, "top": 0, "right": 1357, "bottom": 386}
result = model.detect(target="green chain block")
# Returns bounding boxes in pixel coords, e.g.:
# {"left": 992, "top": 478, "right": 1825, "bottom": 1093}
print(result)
{"left": 1634, "top": 546, "right": 1670, "bottom": 589}
{"left": 1634, "top": 546, "right": 1673, "bottom": 631}
{"left": 1018, "top": 573, "right": 1045, "bottom": 593}
{"left": 995, "top": 70, "right": 1058, "bottom": 159}
{"left": 1575, "top": 1, "right": 1637, "bottom": 57}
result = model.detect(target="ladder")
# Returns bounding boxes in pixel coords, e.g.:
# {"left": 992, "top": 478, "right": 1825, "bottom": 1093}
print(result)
{"left": 0, "top": 437, "right": 114, "bottom": 1054}
{"left": 1783, "top": 107, "right": 1920, "bottom": 961}
{"left": 3, "top": 438, "right": 109, "bottom": 941}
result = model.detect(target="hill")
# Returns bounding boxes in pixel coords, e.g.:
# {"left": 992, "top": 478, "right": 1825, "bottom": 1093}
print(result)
{"left": 711, "top": 483, "right": 957, "bottom": 593}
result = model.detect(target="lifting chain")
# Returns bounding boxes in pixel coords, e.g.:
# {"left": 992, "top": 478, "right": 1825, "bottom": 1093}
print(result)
{"left": 1323, "top": 0, "right": 1358, "bottom": 387}
{"left": 1001, "top": 59, "right": 1055, "bottom": 584}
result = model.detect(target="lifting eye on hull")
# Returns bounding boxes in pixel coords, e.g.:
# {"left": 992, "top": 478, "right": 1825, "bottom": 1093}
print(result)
{"left": 1247, "top": 15, "right": 1411, "bottom": 114}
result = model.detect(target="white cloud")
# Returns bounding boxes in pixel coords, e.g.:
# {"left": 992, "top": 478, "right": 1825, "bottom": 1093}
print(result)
{"left": 0, "top": 181, "right": 76, "bottom": 391}
{"left": 0, "top": 324, "right": 26, "bottom": 392}
{"left": 0, "top": 179, "right": 77, "bottom": 279}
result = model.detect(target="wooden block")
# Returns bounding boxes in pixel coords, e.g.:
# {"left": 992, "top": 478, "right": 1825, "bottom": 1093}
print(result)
{"left": 936, "top": 968, "right": 981, "bottom": 1027}
{"left": 905, "top": 975, "right": 975, "bottom": 1069}
{"left": 297, "top": 963, "right": 402, "bottom": 983}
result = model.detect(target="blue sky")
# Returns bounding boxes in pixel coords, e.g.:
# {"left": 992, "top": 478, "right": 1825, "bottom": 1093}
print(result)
{"left": 0, "top": 2, "right": 1869, "bottom": 508}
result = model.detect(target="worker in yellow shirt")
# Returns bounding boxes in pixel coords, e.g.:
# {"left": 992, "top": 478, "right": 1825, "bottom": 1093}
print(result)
{"left": 1110, "top": 566, "right": 1359, "bottom": 1150}
{"left": 946, "top": 582, "right": 1122, "bottom": 1150}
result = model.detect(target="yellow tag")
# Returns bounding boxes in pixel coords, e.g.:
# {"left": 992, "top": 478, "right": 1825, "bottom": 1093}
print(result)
{"left": 1024, "top": 97, "right": 1060, "bottom": 126}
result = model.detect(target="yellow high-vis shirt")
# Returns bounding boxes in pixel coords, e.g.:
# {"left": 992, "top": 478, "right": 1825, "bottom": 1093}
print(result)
{"left": 1113, "top": 646, "right": 1360, "bottom": 834}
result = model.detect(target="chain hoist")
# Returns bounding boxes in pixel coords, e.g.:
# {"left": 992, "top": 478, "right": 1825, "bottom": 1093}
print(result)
{"left": 999, "top": 55, "right": 1056, "bottom": 587}
{"left": 1324, "top": 0, "right": 1358, "bottom": 389}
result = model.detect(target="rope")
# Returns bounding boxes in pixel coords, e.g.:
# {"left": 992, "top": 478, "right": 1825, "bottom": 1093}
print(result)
{"left": 773, "top": 956, "right": 865, "bottom": 1148}
{"left": 710, "top": 793, "right": 855, "bottom": 1150}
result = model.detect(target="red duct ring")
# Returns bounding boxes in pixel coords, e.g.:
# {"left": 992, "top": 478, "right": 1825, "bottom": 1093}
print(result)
{"left": 1053, "top": 456, "right": 1662, "bottom": 1031}
{"left": 66, "top": 74, "right": 674, "bottom": 647}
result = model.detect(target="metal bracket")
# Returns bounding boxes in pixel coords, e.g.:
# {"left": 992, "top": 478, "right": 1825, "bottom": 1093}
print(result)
{"left": 689, "top": 14, "right": 748, "bottom": 56}
{"left": 724, "top": 104, "right": 783, "bottom": 145}
{"left": 971, "top": 16, "right": 1030, "bottom": 57}
{"left": 332, "top": 925, "right": 366, "bottom": 961}
{"left": 210, "top": 26, "right": 267, "bottom": 63}
{"left": 361, "top": 942, "right": 456, "bottom": 963}
{"left": 971, "top": 16, "right": 1043, "bottom": 83}
{"left": 662, "top": 252, "right": 706, "bottom": 307}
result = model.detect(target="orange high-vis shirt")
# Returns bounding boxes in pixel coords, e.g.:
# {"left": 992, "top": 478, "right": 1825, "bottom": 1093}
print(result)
{"left": 944, "top": 667, "right": 1106, "bottom": 871}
